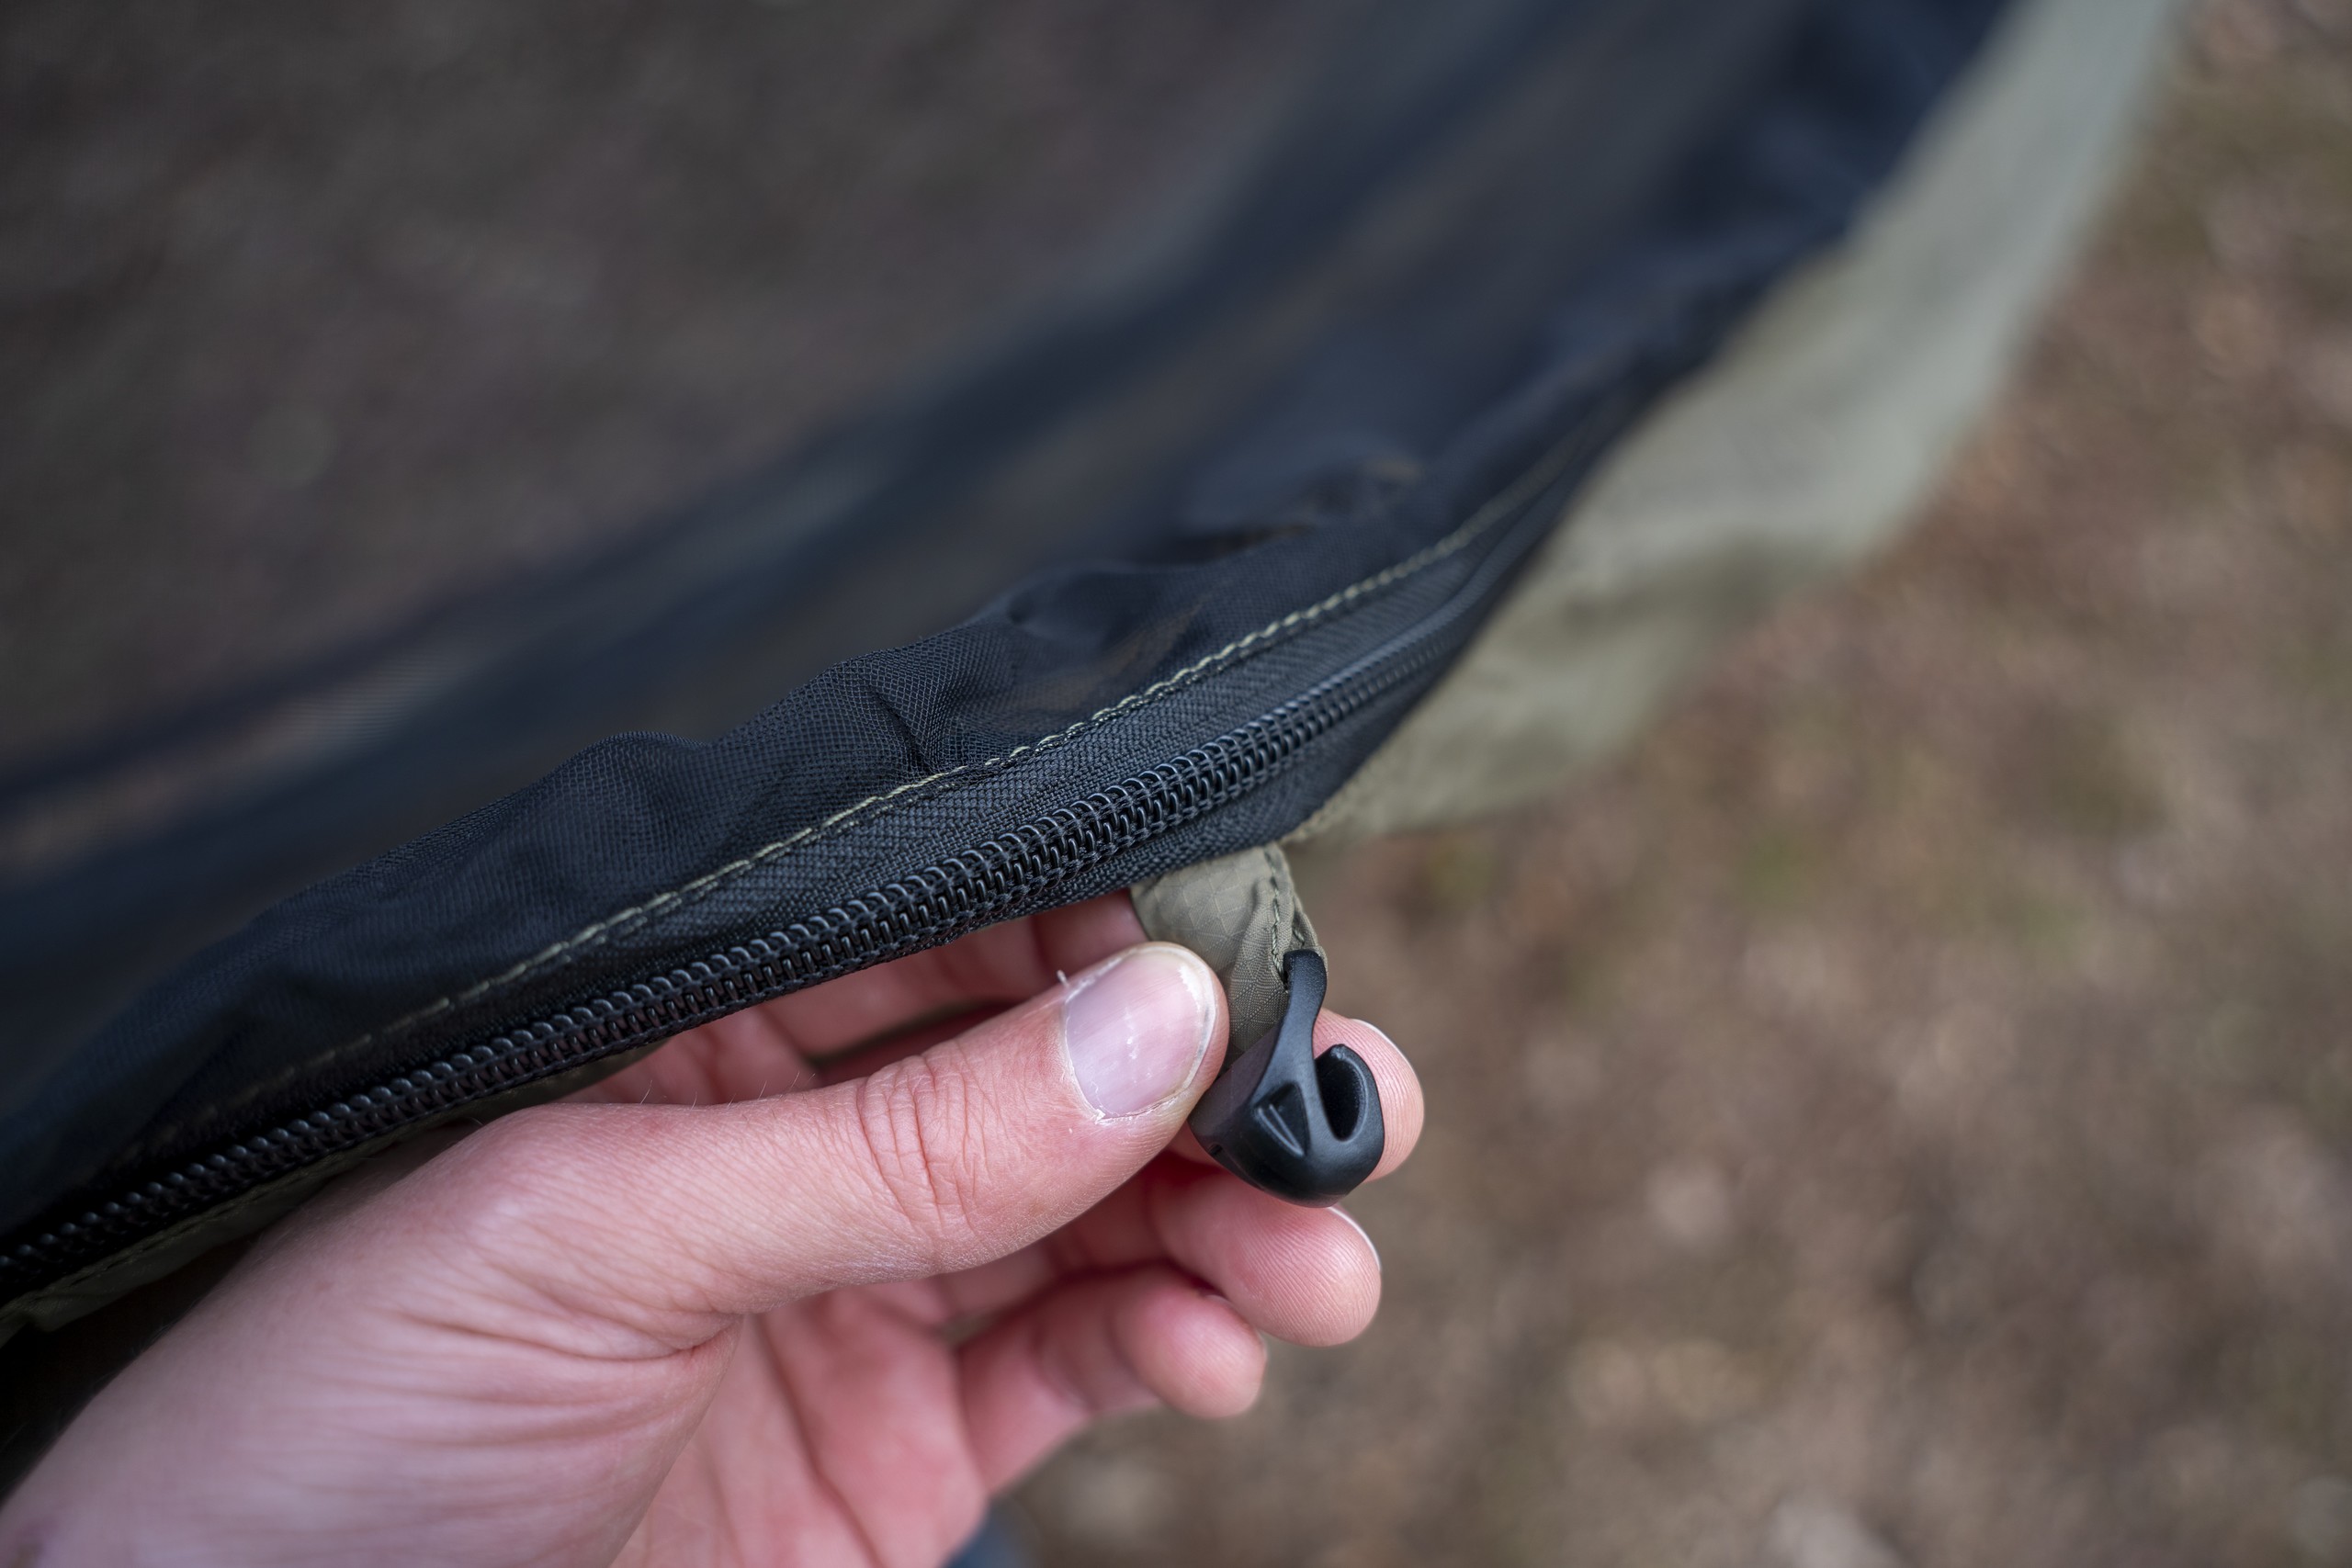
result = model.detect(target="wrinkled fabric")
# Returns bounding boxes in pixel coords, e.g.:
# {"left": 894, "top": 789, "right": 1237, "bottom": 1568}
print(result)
{"left": 1299, "top": 0, "right": 2179, "bottom": 842}
{"left": 1, "top": 0, "right": 2010, "bottom": 1317}
{"left": 1134, "top": 845, "right": 1323, "bottom": 1055}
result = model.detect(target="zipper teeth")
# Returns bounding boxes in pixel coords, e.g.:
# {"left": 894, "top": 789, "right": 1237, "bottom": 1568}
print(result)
{"left": 1, "top": 618, "right": 1456, "bottom": 1296}
{"left": 5, "top": 409, "right": 1585, "bottom": 1299}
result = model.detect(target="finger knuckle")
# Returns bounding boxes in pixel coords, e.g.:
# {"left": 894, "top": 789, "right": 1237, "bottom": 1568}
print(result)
{"left": 416, "top": 1110, "right": 600, "bottom": 1288}
{"left": 852, "top": 1055, "right": 992, "bottom": 1263}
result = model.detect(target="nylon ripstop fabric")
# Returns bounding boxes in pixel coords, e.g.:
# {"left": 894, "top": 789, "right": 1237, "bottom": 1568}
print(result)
{"left": 0, "top": 0, "right": 2012, "bottom": 1325}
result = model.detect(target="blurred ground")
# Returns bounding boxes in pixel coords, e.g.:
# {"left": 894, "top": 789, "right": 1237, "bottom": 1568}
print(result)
{"left": 1017, "top": 5, "right": 2352, "bottom": 1564}
{"left": 6, "top": 0, "right": 2346, "bottom": 1560}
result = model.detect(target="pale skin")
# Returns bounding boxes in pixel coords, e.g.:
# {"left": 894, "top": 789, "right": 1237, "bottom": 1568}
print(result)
{"left": 0, "top": 894, "right": 1423, "bottom": 1566}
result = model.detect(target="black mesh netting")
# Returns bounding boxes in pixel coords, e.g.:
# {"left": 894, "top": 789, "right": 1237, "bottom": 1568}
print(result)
{"left": 0, "top": 0, "right": 2007, "bottom": 1298}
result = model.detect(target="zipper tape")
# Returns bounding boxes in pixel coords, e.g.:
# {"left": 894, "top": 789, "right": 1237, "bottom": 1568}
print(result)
{"left": 0, "top": 405, "right": 1596, "bottom": 1309}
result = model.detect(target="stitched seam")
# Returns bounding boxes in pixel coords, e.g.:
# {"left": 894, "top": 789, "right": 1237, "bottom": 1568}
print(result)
{"left": 0, "top": 1145, "right": 355, "bottom": 1326}
{"left": 124, "top": 420, "right": 1602, "bottom": 1157}
{"left": 469, "top": 430, "right": 1584, "bottom": 982}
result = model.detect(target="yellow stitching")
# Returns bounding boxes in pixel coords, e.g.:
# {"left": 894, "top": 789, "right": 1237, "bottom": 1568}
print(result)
{"left": 138, "top": 419, "right": 1607, "bottom": 1149}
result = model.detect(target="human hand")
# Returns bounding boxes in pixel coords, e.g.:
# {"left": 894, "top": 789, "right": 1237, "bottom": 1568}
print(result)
{"left": 0, "top": 894, "right": 1421, "bottom": 1566}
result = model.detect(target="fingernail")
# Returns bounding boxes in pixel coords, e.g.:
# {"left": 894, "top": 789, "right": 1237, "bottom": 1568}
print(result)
{"left": 1063, "top": 945, "right": 1216, "bottom": 1118}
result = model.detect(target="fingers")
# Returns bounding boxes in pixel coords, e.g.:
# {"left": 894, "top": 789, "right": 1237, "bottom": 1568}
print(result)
{"left": 571, "top": 999, "right": 821, "bottom": 1108}
{"left": 744, "top": 1294, "right": 985, "bottom": 1568}
{"left": 729, "top": 893, "right": 1150, "bottom": 1062}
{"left": 771, "top": 895, "right": 1152, "bottom": 1063}
{"left": 956, "top": 1265, "right": 1265, "bottom": 1490}
{"left": 930, "top": 1156, "right": 1383, "bottom": 1348}
{"left": 1169, "top": 1010, "right": 1424, "bottom": 1183}
{"left": 1333, "top": 1016, "right": 1422, "bottom": 1182}
{"left": 580, "top": 893, "right": 1148, "bottom": 1107}
{"left": 920, "top": 1000, "right": 1416, "bottom": 1339}
{"left": 1139, "top": 1164, "right": 1382, "bottom": 1348}
{"left": 403, "top": 942, "right": 1227, "bottom": 1348}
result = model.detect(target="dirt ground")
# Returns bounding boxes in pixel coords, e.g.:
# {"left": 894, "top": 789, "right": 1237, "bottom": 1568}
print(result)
{"left": 6, "top": 0, "right": 2346, "bottom": 1561}
{"left": 1016, "top": 6, "right": 2352, "bottom": 1565}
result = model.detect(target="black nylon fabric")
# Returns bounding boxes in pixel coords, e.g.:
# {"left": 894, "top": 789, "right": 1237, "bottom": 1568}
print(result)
{"left": 0, "top": 0, "right": 2009, "bottom": 1280}
{"left": 0, "top": 0, "right": 1543, "bottom": 1071}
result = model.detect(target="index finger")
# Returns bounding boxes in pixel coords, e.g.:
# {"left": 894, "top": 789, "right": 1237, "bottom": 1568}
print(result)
{"left": 580, "top": 892, "right": 1148, "bottom": 1106}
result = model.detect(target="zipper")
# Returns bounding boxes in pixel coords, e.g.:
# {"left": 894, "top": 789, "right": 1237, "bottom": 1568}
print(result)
{"left": 0, "top": 446, "right": 1571, "bottom": 1303}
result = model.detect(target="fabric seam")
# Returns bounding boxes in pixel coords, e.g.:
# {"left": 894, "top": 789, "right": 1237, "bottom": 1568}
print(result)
{"left": 112, "top": 416, "right": 1602, "bottom": 1165}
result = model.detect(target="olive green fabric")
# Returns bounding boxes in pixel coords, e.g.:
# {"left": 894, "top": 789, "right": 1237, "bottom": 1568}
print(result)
{"left": 1292, "top": 0, "right": 2181, "bottom": 844}
{"left": 1132, "top": 844, "right": 1323, "bottom": 1059}
{"left": 0, "top": 1039, "right": 662, "bottom": 1346}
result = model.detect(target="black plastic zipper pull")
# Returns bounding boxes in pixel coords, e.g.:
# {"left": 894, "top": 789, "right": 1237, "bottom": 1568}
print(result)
{"left": 1187, "top": 949, "right": 1383, "bottom": 1205}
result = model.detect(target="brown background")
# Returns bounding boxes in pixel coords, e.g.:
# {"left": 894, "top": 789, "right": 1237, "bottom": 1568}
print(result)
{"left": 6, "top": 0, "right": 2346, "bottom": 1560}
{"left": 1018, "top": 4, "right": 2352, "bottom": 1563}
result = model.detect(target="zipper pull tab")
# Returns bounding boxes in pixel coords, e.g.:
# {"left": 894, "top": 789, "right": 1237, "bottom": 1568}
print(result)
{"left": 1186, "top": 948, "right": 1383, "bottom": 1205}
